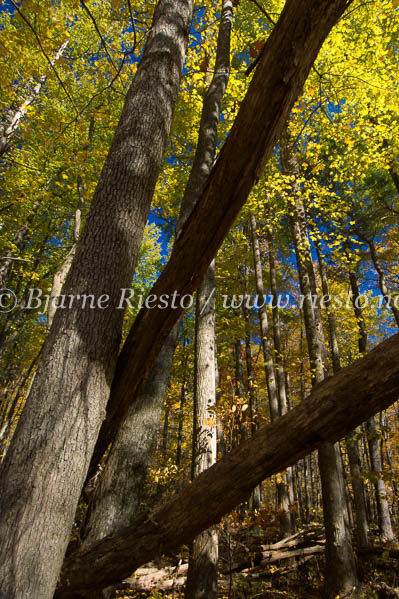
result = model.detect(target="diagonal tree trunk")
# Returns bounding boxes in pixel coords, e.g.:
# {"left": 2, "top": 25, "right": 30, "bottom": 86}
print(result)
{"left": 55, "top": 331, "right": 399, "bottom": 598}
{"left": 0, "top": 3, "right": 193, "bottom": 598}
{"left": 89, "top": 0, "right": 355, "bottom": 475}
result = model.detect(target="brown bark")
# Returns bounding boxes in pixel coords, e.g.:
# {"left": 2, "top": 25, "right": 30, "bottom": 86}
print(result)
{"left": 89, "top": 0, "right": 354, "bottom": 475}
{"left": 0, "top": 3, "right": 193, "bottom": 598}
{"left": 56, "top": 331, "right": 399, "bottom": 598}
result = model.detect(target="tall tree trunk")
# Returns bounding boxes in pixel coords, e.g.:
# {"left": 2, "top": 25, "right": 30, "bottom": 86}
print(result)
{"left": 73, "top": 5, "right": 232, "bottom": 595}
{"left": 0, "top": 3, "right": 193, "bottom": 598}
{"left": 315, "top": 239, "right": 369, "bottom": 549}
{"left": 243, "top": 312, "right": 262, "bottom": 511}
{"left": 250, "top": 213, "right": 291, "bottom": 535}
{"left": 285, "top": 154, "right": 357, "bottom": 598}
{"left": 176, "top": 361, "right": 187, "bottom": 467}
{"left": 348, "top": 265, "right": 396, "bottom": 543}
{"left": 267, "top": 228, "right": 296, "bottom": 531}
{"left": 185, "top": 261, "right": 218, "bottom": 599}
{"left": 55, "top": 331, "right": 399, "bottom": 598}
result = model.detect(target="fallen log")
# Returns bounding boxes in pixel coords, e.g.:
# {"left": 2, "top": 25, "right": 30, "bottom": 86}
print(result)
{"left": 56, "top": 333, "right": 399, "bottom": 598}
{"left": 224, "top": 544, "right": 325, "bottom": 574}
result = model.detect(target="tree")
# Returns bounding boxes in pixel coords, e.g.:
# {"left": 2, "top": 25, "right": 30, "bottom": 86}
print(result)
{"left": 0, "top": 2, "right": 193, "bottom": 597}
{"left": 0, "top": 0, "right": 359, "bottom": 596}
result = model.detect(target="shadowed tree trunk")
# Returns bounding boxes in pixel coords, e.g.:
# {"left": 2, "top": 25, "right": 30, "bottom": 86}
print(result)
{"left": 0, "top": 2, "right": 193, "bottom": 597}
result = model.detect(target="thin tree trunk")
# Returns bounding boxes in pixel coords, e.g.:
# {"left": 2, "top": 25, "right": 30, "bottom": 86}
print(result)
{"left": 176, "top": 363, "right": 187, "bottom": 467}
{"left": 268, "top": 228, "right": 296, "bottom": 530}
{"left": 48, "top": 118, "right": 94, "bottom": 328}
{"left": 348, "top": 265, "right": 396, "bottom": 543}
{"left": 0, "top": 3, "right": 193, "bottom": 597}
{"left": 315, "top": 239, "right": 369, "bottom": 549}
{"left": 368, "top": 238, "right": 399, "bottom": 327}
{"left": 185, "top": 261, "right": 218, "bottom": 599}
{"left": 0, "top": 41, "right": 68, "bottom": 157}
{"left": 250, "top": 214, "right": 291, "bottom": 535}
{"left": 285, "top": 153, "right": 357, "bottom": 598}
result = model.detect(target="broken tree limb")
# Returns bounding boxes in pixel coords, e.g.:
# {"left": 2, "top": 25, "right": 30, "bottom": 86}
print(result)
{"left": 56, "top": 332, "right": 399, "bottom": 598}
{"left": 88, "top": 0, "right": 355, "bottom": 475}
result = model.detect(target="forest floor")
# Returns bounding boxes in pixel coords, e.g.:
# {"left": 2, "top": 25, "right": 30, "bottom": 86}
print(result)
{"left": 112, "top": 523, "right": 399, "bottom": 599}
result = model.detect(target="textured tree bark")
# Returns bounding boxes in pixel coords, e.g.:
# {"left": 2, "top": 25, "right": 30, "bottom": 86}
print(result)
{"left": 71, "top": 6, "right": 232, "bottom": 598}
{"left": 185, "top": 261, "right": 218, "bottom": 599}
{"left": 89, "top": 0, "right": 355, "bottom": 473}
{"left": 0, "top": 2, "right": 193, "bottom": 598}
{"left": 55, "top": 331, "right": 399, "bottom": 598}
{"left": 285, "top": 162, "right": 358, "bottom": 598}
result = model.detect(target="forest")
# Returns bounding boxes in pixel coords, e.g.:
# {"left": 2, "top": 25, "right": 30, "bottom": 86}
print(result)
{"left": 0, "top": 0, "right": 398, "bottom": 598}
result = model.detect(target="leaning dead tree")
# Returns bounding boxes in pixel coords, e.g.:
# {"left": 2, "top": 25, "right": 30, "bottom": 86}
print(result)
{"left": 56, "top": 331, "right": 399, "bottom": 597}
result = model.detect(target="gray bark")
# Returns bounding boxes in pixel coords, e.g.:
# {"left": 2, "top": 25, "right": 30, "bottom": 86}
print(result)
{"left": 315, "top": 240, "right": 369, "bottom": 549}
{"left": 348, "top": 264, "right": 396, "bottom": 542}
{"left": 185, "top": 261, "right": 218, "bottom": 599}
{"left": 0, "top": 3, "right": 193, "bottom": 598}
{"left": 285, "top": 153, "right": 358, "bottom": 598}
{"left": 250, "top": 213, "right": 291, "bottom": 536}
